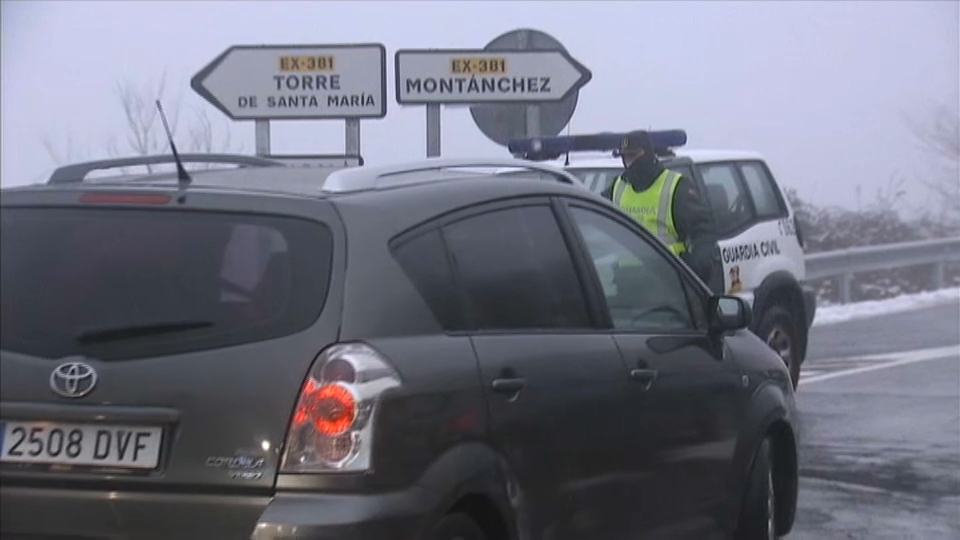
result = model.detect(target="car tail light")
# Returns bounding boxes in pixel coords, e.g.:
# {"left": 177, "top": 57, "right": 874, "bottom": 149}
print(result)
{"left": 280, "top": 343, "right": 401, "bottom": 473}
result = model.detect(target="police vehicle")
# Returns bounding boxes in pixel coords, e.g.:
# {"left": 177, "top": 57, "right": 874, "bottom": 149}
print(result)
{"left": 509, "top": 131, "right": 817, "bottom": 388}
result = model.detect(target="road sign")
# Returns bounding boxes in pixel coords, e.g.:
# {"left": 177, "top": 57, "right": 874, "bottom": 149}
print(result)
{"left": 191, "top": 44, "right": 387, "bottom": 121}
{"left": 470, "top": 29, "right": 588, "bottom": 146}
{"left": 394, "top": 48, "right": 591, "bottom": 105}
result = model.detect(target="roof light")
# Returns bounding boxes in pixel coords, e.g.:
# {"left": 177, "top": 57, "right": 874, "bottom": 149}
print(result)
{"left": 508, "top": 130, "right": 687, "bottom": 161}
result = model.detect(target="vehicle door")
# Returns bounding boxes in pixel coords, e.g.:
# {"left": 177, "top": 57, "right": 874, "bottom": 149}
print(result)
{"left": 439, "top": 197, "right": 635, "bottom": 540}
{"left": 558, "top": 198, "right": 747, "bottom": 539}
{"left": 696, "top": 161, "right": 799, "bottom": 297}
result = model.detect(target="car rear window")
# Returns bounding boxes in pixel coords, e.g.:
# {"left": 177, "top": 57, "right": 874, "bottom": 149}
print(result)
{"left": 1, "top": 207, "right": 333, "bottom": 361}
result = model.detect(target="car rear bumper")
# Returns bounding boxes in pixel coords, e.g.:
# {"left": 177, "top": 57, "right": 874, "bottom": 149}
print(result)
{"left": 0, "top": 484, "right": 438, "bottom": 540}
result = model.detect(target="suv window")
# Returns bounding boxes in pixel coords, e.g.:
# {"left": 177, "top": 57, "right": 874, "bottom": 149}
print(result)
{"left": 568, "top": 206, "right": 694, "bottom": 331}
{"left": 566, "top": 164, "right": 694, "bottom": 196}
{"left": 698, "top": 163, "right": 753, "bottom": 234}
{"left": 0, "top": 208, "right": 333, "bottom": 361}
{"left": 738, "top": 161, "right": 785, "bottom": 218}
{"left": 391, "top": 228, "right": 466, "bottom": 331}
{"left": 442, "top": 204, "right": 591, "bottom": 331}
{"left": 662, "top": 163, "right": 695, "bottom": 182}
{"left": 566, "top": 168, "right": 621, "bottom": 195}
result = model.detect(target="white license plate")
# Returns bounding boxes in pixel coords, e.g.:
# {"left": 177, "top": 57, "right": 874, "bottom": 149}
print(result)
{"left": 0, "top": 421, "right": 163, "bottom": 469}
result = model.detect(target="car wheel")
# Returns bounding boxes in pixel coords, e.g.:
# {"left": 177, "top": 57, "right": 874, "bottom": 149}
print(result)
{"left": 736, "top": 437, "right": 778, "bottom": 540}
{"left": 757, "top": 305, "right": 801, "bottom": 389}
{"left": 429, "top": 512, "right": 487, "bottom": 540}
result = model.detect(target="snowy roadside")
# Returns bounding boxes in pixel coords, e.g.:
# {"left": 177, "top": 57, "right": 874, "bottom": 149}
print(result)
{"left": 812, "top": 287, "right": 960, "bottom": 327}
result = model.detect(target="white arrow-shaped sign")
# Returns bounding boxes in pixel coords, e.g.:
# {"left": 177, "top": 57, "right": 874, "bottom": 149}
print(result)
{"left": 191, "top": 44, "right": 387, "bottom": 121}
{"left": 394, "top": 49, "right": 592, "bottom": 105}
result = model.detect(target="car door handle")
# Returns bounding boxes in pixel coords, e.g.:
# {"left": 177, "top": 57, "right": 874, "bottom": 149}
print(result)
{"left": 629, "top": 368, "right": 658, "bottom": 389}
{"left": 491, "top": 378, "right": 526, "bottom": 393}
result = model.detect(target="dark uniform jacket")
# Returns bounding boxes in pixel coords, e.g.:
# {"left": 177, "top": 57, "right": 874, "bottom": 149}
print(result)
{"left": 601, "top": 156, "right": 723, "bottom": 294}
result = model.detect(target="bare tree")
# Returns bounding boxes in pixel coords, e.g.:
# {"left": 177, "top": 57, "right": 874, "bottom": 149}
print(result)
{"left": 42, "top": 133, "right": 91, "bottom": 165}
{"left": 112, "top": 73, "right": 181, "bottom": 171}
{"left": 183, "top": 106, "right": 240, "bottom": 169}
{"left": 904, "top": 103, "right": 960, "bottom": 223}
{"left": 905, "top": 103, "right": 960, "bottom": 163}
{"left": 42, "top": 71, "right": 241, "bottom": 174}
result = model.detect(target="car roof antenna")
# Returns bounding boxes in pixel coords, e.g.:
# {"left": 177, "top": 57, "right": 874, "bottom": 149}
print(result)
{"left": 155, "top": 99, "right": 192, "bottom": 203}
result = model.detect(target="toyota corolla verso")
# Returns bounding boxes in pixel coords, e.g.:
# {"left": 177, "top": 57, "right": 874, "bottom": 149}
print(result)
{"left": 0, "top": 154, "right": 799, "bottom": 540}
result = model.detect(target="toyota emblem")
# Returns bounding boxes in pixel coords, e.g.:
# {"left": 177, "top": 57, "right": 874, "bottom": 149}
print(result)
{"left": 50, "top": 361, "right": 98, "bottom": 398}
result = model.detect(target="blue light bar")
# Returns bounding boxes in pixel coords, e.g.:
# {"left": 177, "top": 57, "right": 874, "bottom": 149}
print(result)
{"left": 508, "top": 130, "right": 687, "bottom": 161}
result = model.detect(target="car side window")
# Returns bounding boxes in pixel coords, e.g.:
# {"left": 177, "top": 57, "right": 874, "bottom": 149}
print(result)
{"left": 738, "top": 161, "right": 785, "bottom": 219}
{"left": 443, "top": 204, "right": 591, "bottom": 331}
{"left": 699, "top": 163, "right": 753, "bottom": 234}
{"left": 392, "top": 228, "right": 466, "bottom": 331}
{"left": 568, "top": 206, "right": 694, "bottom": 332}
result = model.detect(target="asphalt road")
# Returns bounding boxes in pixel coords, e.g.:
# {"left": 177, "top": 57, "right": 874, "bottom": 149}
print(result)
{"left": 806, "top": 301, "right": 960, "bottom": 361}
{"left": 788, "top": 303, "right": 960, "bottom": 539}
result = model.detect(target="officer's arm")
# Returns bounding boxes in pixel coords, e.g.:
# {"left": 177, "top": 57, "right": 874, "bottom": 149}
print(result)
{"left": 673, "top": 176, "right": 723, "bottom": 291}
{"left": 672, "top": 176, "right": 716, "bottom": 245}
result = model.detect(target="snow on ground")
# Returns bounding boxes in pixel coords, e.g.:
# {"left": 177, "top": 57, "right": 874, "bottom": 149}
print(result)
{"left": 813, "top": 287, "right": 960, "bottom": 326}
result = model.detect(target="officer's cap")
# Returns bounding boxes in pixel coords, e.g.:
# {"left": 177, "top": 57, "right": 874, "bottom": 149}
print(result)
{"left": 619, "top": 130, "right": 655, "bottom": 155}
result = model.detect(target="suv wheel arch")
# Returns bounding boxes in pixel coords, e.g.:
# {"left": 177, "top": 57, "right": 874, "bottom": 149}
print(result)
{"left": 767, "top": 420, "right": 799, "bottom": 537}
{"left": 728, "top": 393, "right": 798, "bottom": 539}
{"left": 751, "top": 271, "right": 810, "bottom": 371}
{"left": 417, "top": 443, "right": 520, "bottom": 540}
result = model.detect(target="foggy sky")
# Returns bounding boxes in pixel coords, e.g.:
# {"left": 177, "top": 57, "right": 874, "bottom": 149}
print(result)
{"left": 2, "top": 0, "right": 958, "bottom": 212}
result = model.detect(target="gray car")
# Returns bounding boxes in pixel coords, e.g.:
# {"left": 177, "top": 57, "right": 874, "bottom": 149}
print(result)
{"left": 0, "top": 154, "right": 800, "bottom": 540}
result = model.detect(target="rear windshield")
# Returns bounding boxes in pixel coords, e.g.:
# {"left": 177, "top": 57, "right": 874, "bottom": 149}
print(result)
{"left": 1, "top": 207, "right": 333, "bottom": 360}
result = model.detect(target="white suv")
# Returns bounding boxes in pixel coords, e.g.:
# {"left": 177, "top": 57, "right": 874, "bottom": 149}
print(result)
{"left": 509, "top": 132, "right": 817, "bottom": 388}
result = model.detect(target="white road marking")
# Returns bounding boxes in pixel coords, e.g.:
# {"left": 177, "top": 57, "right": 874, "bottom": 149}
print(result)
{"left": 799, "top": 345, "right": 960, "bottom": 386}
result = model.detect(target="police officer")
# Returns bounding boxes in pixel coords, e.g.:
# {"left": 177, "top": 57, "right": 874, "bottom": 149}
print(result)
{"left": 602, "top": 130, "right": 722, "bottom": 293}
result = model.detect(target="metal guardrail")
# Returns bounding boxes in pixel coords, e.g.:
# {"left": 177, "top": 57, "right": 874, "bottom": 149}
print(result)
{"left": 805, "top": 237, "right": 960, "bottom": 303}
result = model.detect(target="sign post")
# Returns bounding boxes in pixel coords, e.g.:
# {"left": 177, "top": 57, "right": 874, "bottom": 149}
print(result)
{"left": 254, "top": 120, "right": 271, "bottom": 156}
{"left": 395, "top": 44, "right": 591, "bottom": 157}
{"left": 525, "top": 105, "right": 540, "bottom": 139}
{"left": 425, "top": 104, "right": 441, "bottom": 158}
{"left": 345, "top": 118, "right": 361, "bottom": 158}
{"left": 192, "top": 43, "right": 387, "bottom": 159}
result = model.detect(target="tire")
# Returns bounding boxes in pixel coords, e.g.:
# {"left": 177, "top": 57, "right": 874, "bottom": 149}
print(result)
{"left": 429, "top": 512, "right": 488, "bottom": 540}
{"left": 736, "top": 437, "right": 778, "bottom": 540}
{"left": 757, "top": 305, "right": 801, "bottom": 390}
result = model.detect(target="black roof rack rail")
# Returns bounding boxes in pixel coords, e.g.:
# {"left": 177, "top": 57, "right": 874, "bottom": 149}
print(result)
{"left": 47, "top": 154, "right": 285, "bottom": 184}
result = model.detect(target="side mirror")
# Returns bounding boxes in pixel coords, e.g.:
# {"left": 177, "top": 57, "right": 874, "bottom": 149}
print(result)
{"left": 708, "top": 295, "right": 752, "bottom": 332}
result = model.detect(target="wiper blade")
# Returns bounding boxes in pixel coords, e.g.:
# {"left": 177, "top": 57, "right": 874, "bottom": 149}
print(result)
{"left": 76, "top": 320, "right": 214, "bottom": 344}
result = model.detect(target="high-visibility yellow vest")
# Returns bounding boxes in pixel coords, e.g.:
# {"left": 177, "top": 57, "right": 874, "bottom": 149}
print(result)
{"left": 611, "top": 169, "right": 687, "bottom": 257}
